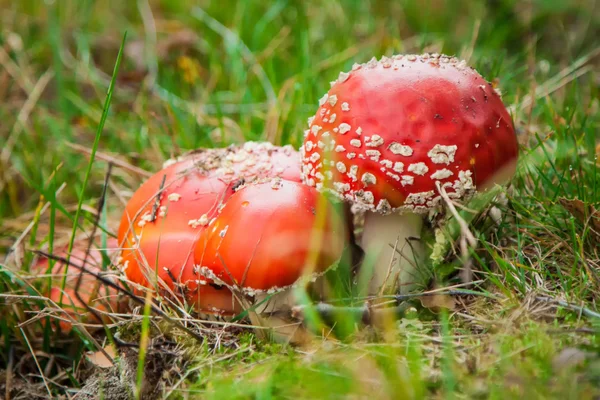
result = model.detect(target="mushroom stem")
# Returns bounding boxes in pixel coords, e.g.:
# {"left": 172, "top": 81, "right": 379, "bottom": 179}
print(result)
{"left": 360, "top": 211, "right": 426, "bottom": 295}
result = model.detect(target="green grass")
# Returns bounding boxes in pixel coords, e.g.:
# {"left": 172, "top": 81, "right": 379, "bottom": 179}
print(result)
{"left": 1, "top": 0, "right": 599, "bottom": 398}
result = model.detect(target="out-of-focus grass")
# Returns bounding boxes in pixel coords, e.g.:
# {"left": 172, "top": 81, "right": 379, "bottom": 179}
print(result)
{"left": 0, "top": 0, "right": 599, "bottom": 398}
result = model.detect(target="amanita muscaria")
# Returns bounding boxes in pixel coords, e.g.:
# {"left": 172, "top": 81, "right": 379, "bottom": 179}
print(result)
{"left": 117, "top": 142, "right": 301, "bottom": 315}
{"left": 301, "top": 53, "right": 518, "bottom": 294}
{"left": 194, "top": 178, "right": 346, "bottom": 340}
{"left": 33, "top": 238, "right": 123, "bottom": 333}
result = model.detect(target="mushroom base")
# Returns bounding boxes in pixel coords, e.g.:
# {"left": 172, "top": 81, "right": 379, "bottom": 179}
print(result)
{"left": 248, "top": 290, "right": 313, "bottom": 344}
{"left": 360, "top": 211, "right": 427, "bottom": 295}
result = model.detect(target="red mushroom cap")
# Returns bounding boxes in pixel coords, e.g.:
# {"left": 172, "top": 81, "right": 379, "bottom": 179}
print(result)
{"left": 33, "top": 238, "right": 123, "bottom": 333}
{"left": 193, "top": 179, "right": 346, "bottom": 296}
{"left": 301, "top": 54, "right": 518, "bottom": 214}
{"left": 117, "top": 142, "right": 301, "bottom": 314}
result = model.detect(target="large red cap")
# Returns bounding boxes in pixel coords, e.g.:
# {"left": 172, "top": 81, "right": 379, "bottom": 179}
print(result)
{"left": 193, "top": 179, "right": 346, "bottom": 295}
{"left": 117, "top": 142, "right": 301, "bottom": 314}
{"left": 301, "top": 54, "right": 518, "bottom": 214}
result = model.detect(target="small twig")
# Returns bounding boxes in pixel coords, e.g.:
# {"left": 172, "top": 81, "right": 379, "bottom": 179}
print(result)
{"left": 72, "top": 163, "right": 114, "bottom": 363}
{"left": 436, "top": 182, "right": 477, "bottom": 247}
{"left": 436, "top": 181, "right": 477, "bottom": 283}
{"left": 149, "top": 174, "right": 166, "bottom": 222}
{"left": 535, "top": 296, "right": 600, "bottom": 320}
{"left": 19, "top": 328, "right": 52, "bottom": 397}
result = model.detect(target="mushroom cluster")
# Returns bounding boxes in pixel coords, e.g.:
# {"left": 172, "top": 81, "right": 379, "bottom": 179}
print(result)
{"left": 117, "top": 142, "right": 347, "bottom": 322}
{"left": 42, "top": 53, "right": 518, "bottom": 340}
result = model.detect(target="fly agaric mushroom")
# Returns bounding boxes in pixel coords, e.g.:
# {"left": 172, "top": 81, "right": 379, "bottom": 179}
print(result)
{"left": 193, "top": 178, "right": 346, "bottom": 340}
{"left": 301, "top": 53, "right": 518, "bottom": 295}
{"left": 33, "top": 238, "right": 123, "bottom": 333}
{"left": 117, "top": 142, "right": 301, "bottom": 315}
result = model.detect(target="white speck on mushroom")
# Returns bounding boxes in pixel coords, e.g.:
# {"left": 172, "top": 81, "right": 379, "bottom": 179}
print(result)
{"left": 339, "top": 123, "right": 351, "bottom": 134}
{"left": 311, "top": 125, "right": 322, "bottom": 135}
{"left": 453, "top": 170, "right": 475, "bottom": 194}
{"left": 381, "top": 56, "right": 392, "bottom": 68}
{"left": 401, "top": 175, "right": 414, "bottom": 186}
{"left": 322, "top": 131, "right": 331, "bottom": 138}
{"left": 325, "top": 171, "right": 333, "bottom": 179}
{"left": 375, "top": 199, "right": 391, "bottom": 214}
{"left": 338, "top": 71, "right": 350, "bottom": 83}
{"left": 380, "top": 160, "right": 393, "bottom": 168}
{"left": 408, "top": 162, "right": 429, "bottom": 176}
{"left": 475, "top": 143, "right": 480, "bottom": 148}
{"left": 362, "top": 191, "right": 375, "bottom": 204}
{"left": 315, "top": 172, "right": 325, "bottom": 181}
{"left": 348, "top": 165, "right": 358, "bottom": 181}
{"left": 366, "top": 57, "right": 378, "bottom": 68}
{"left": 393, "top": 162, "right": 405, "bottom": 173}
{"left": 329, "top": 113, "right": 337, "bottom": 123}
{"left": 328, "top": 95, "right": 338, "bottom": 106}
{"left": 361, "top": 172, "right": 377, "bottom": 186}
{"left": 352, "top": 63, "right": 361, "bottom": 71}
{"left": 386, "top": 172, "right": 401, "bottom": 181}
{"left": 309, "top": 152, "right": 321, "bottom": 162}
{"left": 168, "top": 193, "right": 182, "bottom": 202}
{"left": 430, "top": 169, "right": 454, "bottom": 180}
{"left": 317, "top": 141, "right": 325, "bottom": 149}
{"left": 336, "top": 162, "right": 347, "bottom": 173}
{"left": 319, "top": 94, "right": 329, "bottom": 106}
{"left": 305, "top": 141, "right": 314, "bottom": 152}
{"left": 366, "top": 149, "right": 381, "bottom": 161}
{"left": 356, "top": 127, "right": 362, "bottom": 135}
{"left": 307, "top": 116, "right": 315, "bottom": 126}
{"left": 341, "top": 102, "right": 350, "bottom": 111}
{"left": 158, "top": 206, "right": 167, "bottom": 218}
{"left": 389, "top": 142, "right": 413, "bottom": 156}
{"left": 335, "top": 145, "right": 346, "bottom": 153}
{"left": 350, "top": 139, "right": 361, "bottom": 147}
{"left": 334, "top": 182, "right": 350, "bottom": 193}
{"left": 366, "top": 134, "right": 384, "bottom": 147}
{"left": 347, "top": 152, "right": 356, "bottom": 159}
{"left": 406, "top": 191, "right": 435, "bottom": 205}
{"left": 427, "top": 144, "right": 458, "bottom": 165}
{"left": 219, "top": 226, "right": 228, "bottom": 238}
{"left": 188, "top": 214, "right": 209, "bottom": 229}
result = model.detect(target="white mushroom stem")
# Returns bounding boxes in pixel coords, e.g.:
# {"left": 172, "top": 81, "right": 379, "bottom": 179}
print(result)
{"left": 360, "top": 211, "right": 425, "bottom": 295}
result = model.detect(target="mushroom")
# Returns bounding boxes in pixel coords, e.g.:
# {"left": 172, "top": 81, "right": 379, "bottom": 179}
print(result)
{"left": 117, "top": 142, "right": 301, "bottom": 315}
{"left": 301, "top": 54, "right": 518, "bottom": 295}
{"left": 33, "top": 238, "right": 124, "bottom": 333}
{"left": 193, "top": 178, "right": 346, "bottom": 341}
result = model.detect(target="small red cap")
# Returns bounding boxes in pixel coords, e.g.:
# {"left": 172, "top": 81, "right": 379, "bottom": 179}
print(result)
{"left": 33, "top": 239, "right": 123, "bottom": 333}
